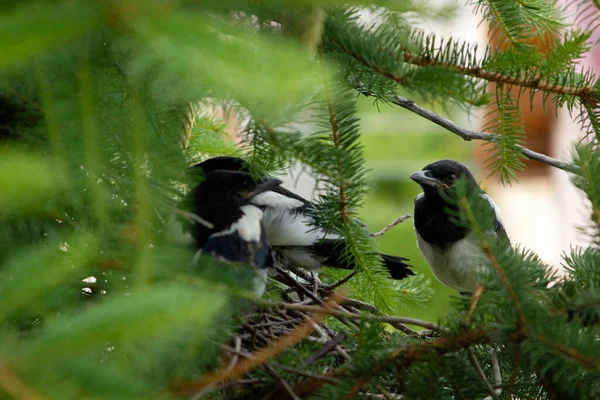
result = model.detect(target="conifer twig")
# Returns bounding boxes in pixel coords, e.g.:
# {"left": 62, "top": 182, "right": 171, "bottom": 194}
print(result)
{"left": 370, "top": 214, "right": 412, "bottom": 237}
{"left": 534, "top": 334, "right": 600, "bottom": 373}
{"left": 360, "top": 91, "right": 571, "bottom": 172}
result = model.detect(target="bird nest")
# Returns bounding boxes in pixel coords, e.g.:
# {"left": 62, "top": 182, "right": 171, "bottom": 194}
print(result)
{"left": 170, "top": 264, "right": 439, "bottom": 399}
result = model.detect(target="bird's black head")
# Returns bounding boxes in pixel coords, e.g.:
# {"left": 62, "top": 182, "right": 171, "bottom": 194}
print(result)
{"left": 410, "top": 160, "right": 478, "bottom": 196}
{"left": 190, "top": 156, "right": 248, "bottom": 176}
{"left": 195, "top": 170, "right": 282, "bottom": 207}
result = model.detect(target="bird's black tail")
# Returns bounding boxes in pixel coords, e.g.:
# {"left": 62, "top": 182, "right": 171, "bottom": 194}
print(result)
{"left": 379, "top": 253, "right": 414, "bottom": 280}
{"left": 314, "top": 239, "right": 413, "bottom": 280}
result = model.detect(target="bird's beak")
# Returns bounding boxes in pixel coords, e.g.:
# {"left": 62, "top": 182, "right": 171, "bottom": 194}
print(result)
{"left": 410, "top": 171, "right": 442, "bottom": 188}
{"left": 247, "top": 178, "right": 283, "bottom": 199}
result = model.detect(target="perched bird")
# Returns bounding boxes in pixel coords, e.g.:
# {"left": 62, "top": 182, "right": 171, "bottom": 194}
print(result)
{"left": 410, "top": 160, "right": 508, "bottom": 293}
{"left": 191, "top": 156, "right": 414, "bottom": 280}
{"left": 180, "top": 169, "right": 282, "bottom": 295}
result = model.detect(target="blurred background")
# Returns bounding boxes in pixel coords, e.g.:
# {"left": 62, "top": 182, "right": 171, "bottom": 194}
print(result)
{"left": 209, "top": 2, "right": 600, "bottom": 323}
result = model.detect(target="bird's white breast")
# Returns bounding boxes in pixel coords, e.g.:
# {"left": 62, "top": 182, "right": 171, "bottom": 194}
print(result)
{"left": 261, "top": 208, "right": 339, "bottom": 246}
{"left": 415, "top": 231, "right": 485, "bottom": 292}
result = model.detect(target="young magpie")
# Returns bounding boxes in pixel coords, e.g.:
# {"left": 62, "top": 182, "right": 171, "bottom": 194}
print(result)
{"left": 181, "top": 169, "right": 282, "bottom": 295}
{"left": 410, "top": 160, "right": 508, "bottom": 293}
{"left": 191, "top": 156, "right": 414, "bottom": 280}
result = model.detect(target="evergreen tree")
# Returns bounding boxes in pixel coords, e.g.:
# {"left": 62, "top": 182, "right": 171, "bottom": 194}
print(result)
{"left": 0, "top": 1, "right": 599, "bottom": 399}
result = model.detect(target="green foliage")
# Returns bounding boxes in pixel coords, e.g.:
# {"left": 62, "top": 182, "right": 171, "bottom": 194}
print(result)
{"left": 1, "top": 0, "right": 600, "bottom": 399}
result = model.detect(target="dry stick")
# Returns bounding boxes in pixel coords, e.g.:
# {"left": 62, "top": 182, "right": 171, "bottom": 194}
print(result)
{"left": 467, "top": 348, "right": 499, "bottom": 400}
{"left": 171, "top": 294, "right": 343, "bottom": 396}
{"left": 225, "top": 336, "right": 242, "bottom": 372}
{"left": 362, "top": 92, "right": 571, "bottom": 172}
{"left": 370, "top": 214, "right": 412, "bottom": 237}
{"left": 263, "top": 364, "right": 301, "bottom": 400}
{"left": 342, "top": 298, "right": 417, "bottom": 335}
{"left": 274, "top": 267, "right": 360, "bottom": 332}
{"left": 190, "top": 379, "right": 264, "bottom": 400}
{"left": 0, "top": 364, "right": 46, "bottom": 400}
{"left": 321, "top": 271, "right": 356, "bottom": 292}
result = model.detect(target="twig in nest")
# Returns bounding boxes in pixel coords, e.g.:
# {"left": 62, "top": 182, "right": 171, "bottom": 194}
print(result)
{"left": 171, "top": 293, "right": 344, "bottom": 396}
{"left": 266, "top": 301, "right": 443, "bottom": 332}
{"left": 304, "top": 333, "right": 346, "bottom": 365}
{"left": 263, "top": 364, "right": 301, "bottom": 400}
{"left": 226, "top": 336, "right": 242, "bottom": 372}
{"left": 322, "top": 271, "right": 356, "bottom": 292}
{"left": 370, "top": 214, "right": 412, "bottom": 237}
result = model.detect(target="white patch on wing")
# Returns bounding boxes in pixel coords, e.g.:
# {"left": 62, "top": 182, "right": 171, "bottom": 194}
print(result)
{"left": 166, "top": 213, "right": 195, "bottom": 245}
{"left": 415, "top": 192, "right": 425, "bottom": 202}
{"left": 261, "top": 208, "right": 340, "bottom": 246}
{"left": 415, "top": 230, "right": 486, "bottom": 293}
{"left": 480, "top": 193, "right": 502, "bottom": 224}
{"left": 211, "top": 204, "right": 263, "bottom": 242}
{"left": 252, "top": 191, "right": 305, "bottom": 209}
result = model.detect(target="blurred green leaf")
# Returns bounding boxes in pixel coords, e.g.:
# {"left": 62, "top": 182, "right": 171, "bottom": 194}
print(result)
{"left": 0, "top": 2, "right": 101, "bottom": 67}
{"left": 127, "top": 11, "right": 326, "bottom": 121}
{"left": 0, "top": 234, "right": 98, "bottom": 322}
{"left": 0, "top": 151, "right": 65, "bottom": 214}
{"left": 17, "top": 284, "right": 225, "bottom": 363}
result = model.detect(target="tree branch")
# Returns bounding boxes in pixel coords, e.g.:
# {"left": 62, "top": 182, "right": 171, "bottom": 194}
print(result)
{"left": 361, "top": 91, "right": 572, "bottom": 173}
{"left": 370, "top": 214, "right": 412, "bottom": 237}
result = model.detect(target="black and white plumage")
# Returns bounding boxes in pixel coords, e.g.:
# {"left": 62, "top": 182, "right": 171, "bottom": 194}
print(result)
{"left": 191, "top": 157, "right": 414, "bottom": 280}
{"left": 181, "top": 169, "right": 282, "bottom": 295}
{"left": 410, "top": 160, "right": 508, "bottom": 293}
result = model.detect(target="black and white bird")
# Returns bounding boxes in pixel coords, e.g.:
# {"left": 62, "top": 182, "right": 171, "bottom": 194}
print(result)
{"left": 180, "top": 169, "right": 283, "bottom": 295}
{"left": 410, "top": 160, "right": 508, "bottom": 293}
{"left": 191, "top": 156, "right": 414, "bottom": 280}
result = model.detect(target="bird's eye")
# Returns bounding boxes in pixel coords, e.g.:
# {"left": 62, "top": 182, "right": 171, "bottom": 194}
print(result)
{"left": 450, "top": 174, "right": 456, "bottom": 181}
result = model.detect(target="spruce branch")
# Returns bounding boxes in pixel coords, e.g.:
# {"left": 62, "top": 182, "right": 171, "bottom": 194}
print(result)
{"left": 324, "top": 77, "right": 350, "bottom": 223}
{"left": 330, "top": 328, "right": 492, "bottom": 400}
{"left": 362, "top": 91, "right": 571, "bottom": 172}
{"left": 534, "top": 333, "right": 600, "bottom": 374}
{"left": 459, "top": 197, "right": 527, "bottom": 331}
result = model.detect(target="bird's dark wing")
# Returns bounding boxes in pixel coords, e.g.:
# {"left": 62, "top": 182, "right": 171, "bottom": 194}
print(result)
{"left": 311, "top": 238, "right": 413, "bottom": 280}
{"left": 204, "top": 230, "right": 271, "bottom": 269}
